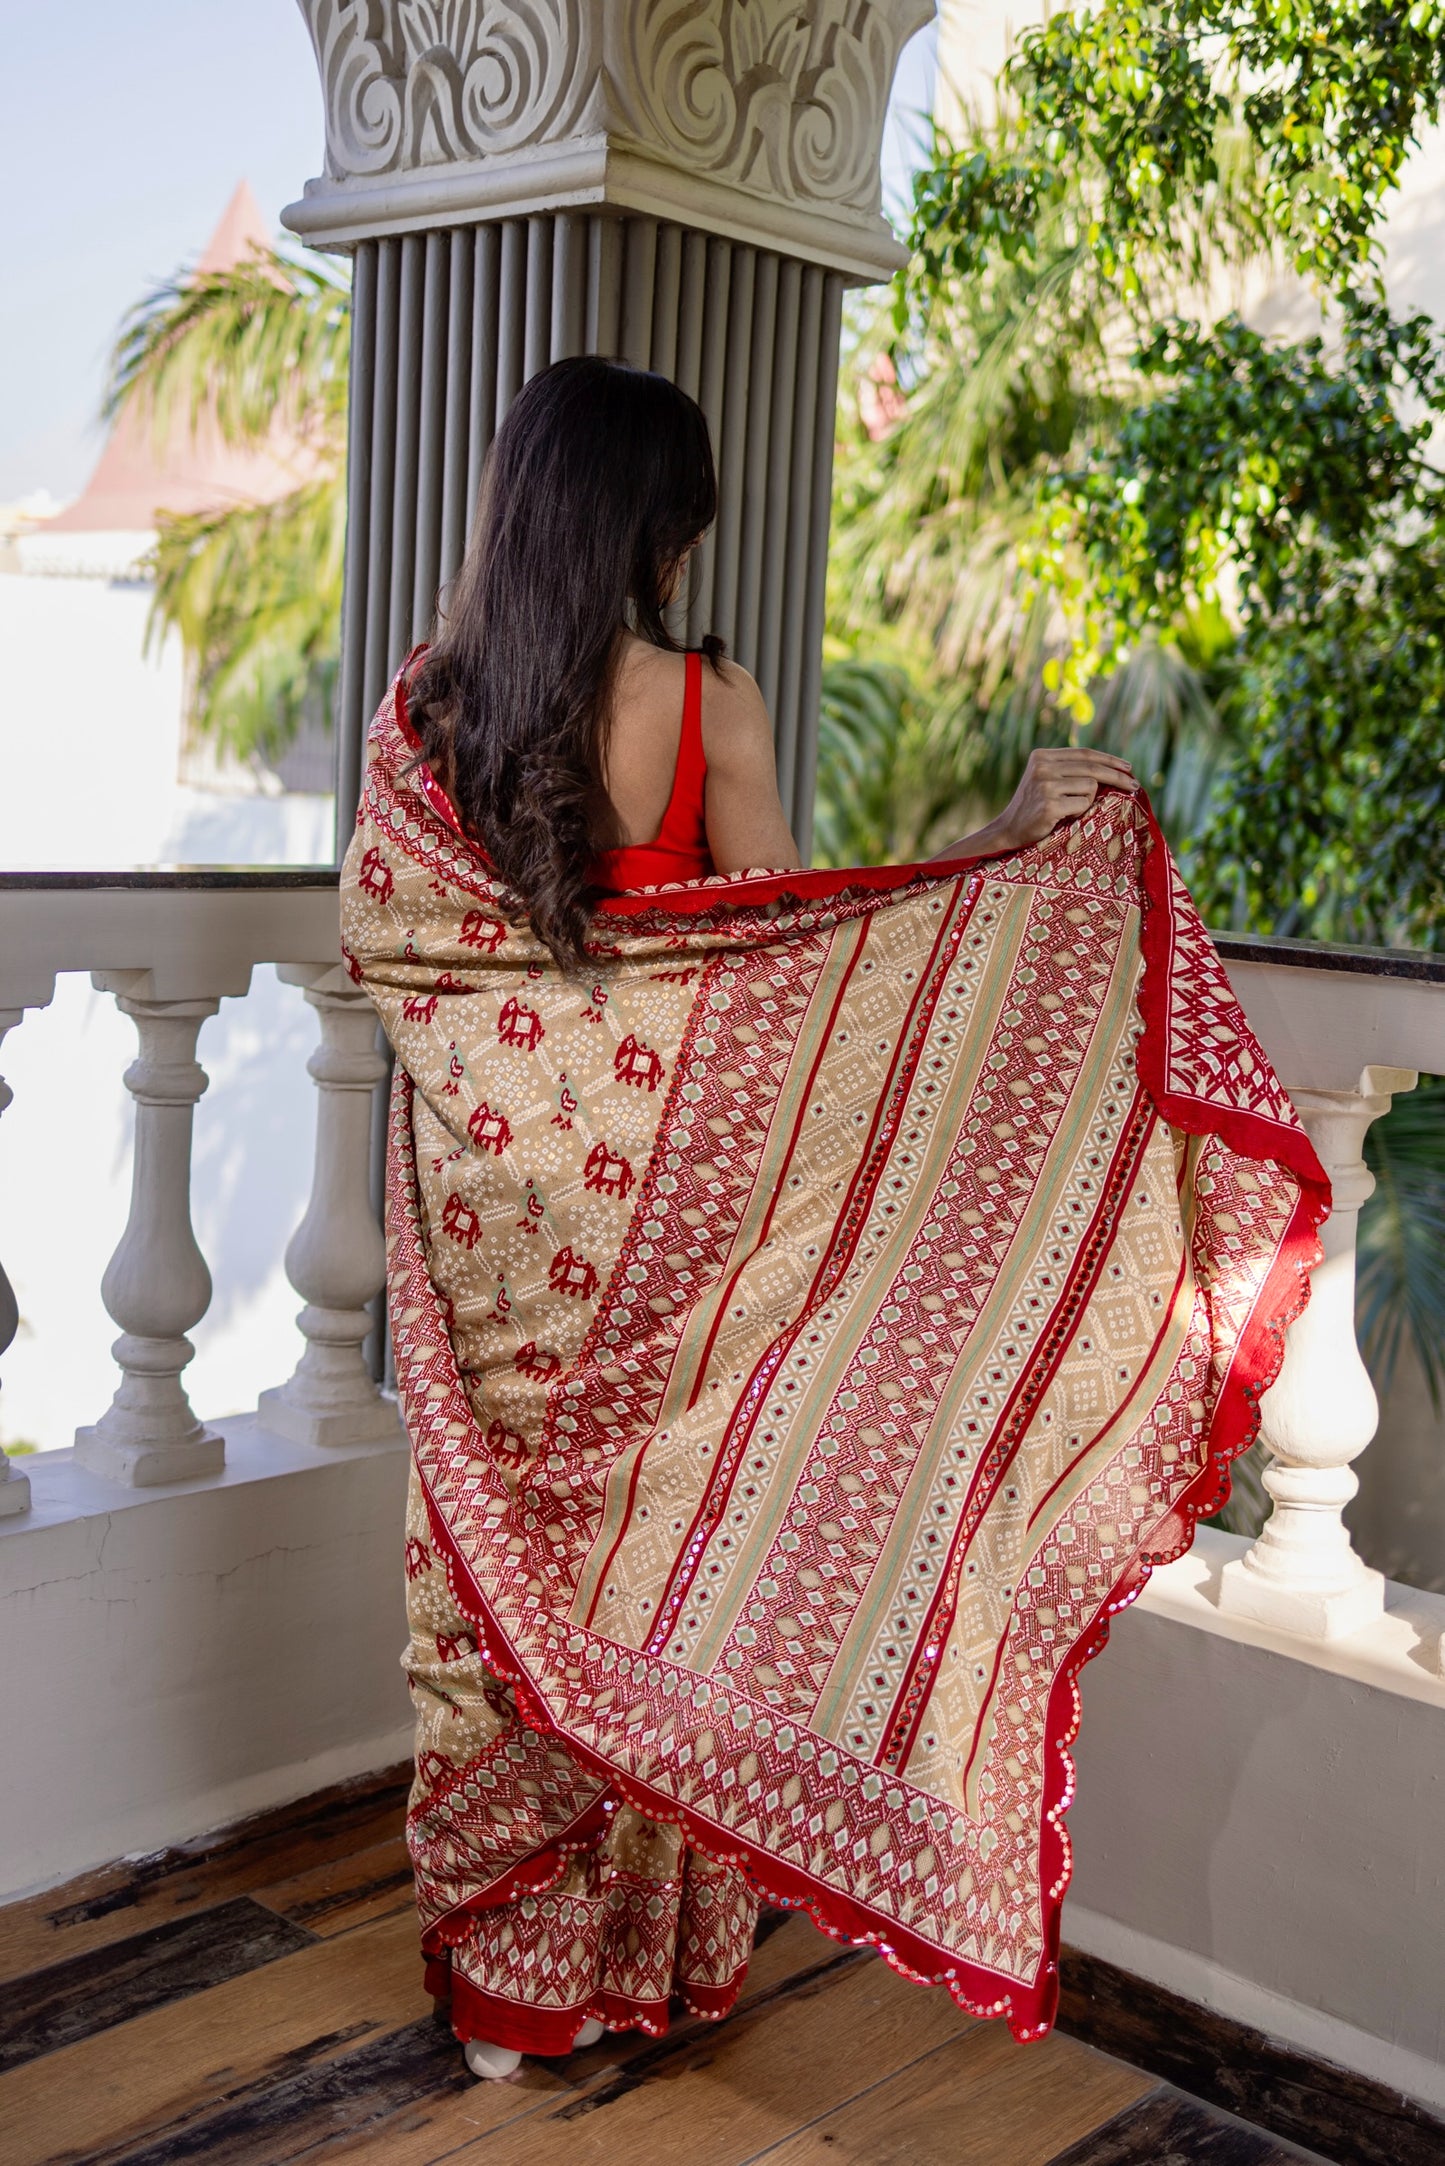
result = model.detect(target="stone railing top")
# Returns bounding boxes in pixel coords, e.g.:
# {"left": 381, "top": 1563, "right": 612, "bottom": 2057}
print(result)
{"left": 0, "top": 877, "right": 344, "bottom": 1011}
{"left": 283, "top": 0, "right": 935, "bottom": 280}
{"left": 3, "top": 871, "right": 1440, "bottom": 1079}
{"left": 1215, "top": 935, "right": 1445, "bottom": 1094}
{"left": 1213, "top": 929, "right": 1445, "bottom": 984}
{"left": 0, "top": 869, "right": 340, "bottom": 891}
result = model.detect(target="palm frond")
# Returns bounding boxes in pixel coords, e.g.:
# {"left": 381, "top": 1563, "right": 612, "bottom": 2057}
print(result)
{"left": 1358, "top": 1074, "right": 1445, "bottom": 1410}
{"left": 107, "top": 250, "right": 350, "bottom": 453}
{"left": 104, "top": 240, "right": 351, "bottom": 759}
{"left": 814, "top": 652, "right": 983, "bottom": 868}
{"left": 146, "top": 476, "right": 345, "bottom": 760}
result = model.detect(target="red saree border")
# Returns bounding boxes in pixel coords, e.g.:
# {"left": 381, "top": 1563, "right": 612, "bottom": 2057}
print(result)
{"left": 426, "top": 1950, "right": 749, "bottom": 2051}
{"left": 1133, "top": 800, "right": 1330, "bottom": 1206}
{"left": 402, "top": 1103, "right": 1323, "bottom": 2045}
{"left": 417, "top": 1790, "right": 613, "bottom": 1952}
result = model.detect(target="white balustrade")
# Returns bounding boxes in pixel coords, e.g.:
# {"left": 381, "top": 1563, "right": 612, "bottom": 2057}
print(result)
{"left": 73, "top": 979, "right": 235, "bottom": 1487}
{"left": 1217, "top": 951, "right": 1445, "bottom": 1660}
{"left": 0, "top": 1009, "right": 33, "bottom": 1517}
{"left": 258, "top": 963, "right": 402, "bottom": 1448}
{"left": 1218, "top": 1066, "right": 1416, "bottom": 1638}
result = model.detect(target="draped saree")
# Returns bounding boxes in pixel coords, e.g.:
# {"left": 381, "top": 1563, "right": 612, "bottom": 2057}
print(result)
{"left": 341, "top": 669, "right": 1328, "bottom": 2052}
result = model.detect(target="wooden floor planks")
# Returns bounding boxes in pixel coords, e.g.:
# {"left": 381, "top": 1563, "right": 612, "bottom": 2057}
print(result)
{"left": 1056, "top": 1948, "right": 1442, "bottom": 2166}
{"left": 1045, "top": 2086, "right": 1331, "bottom": 2164}
{"left": 0, "top": 1766, "right": 1357, "bottom": 2166}
{"left": 0, "top": 1909, "right": 428, "bottom": 2166}
{"left": 757, "top": 2019, "right": 1153, "bottom": 2166}
{"left": 0, "top": 1767, "right": 410, "bottom": 1987}
{"left": 0, "top": 1896, "right": 315, "bottom": 2075}
{"left": 428, "top": 1938, "right": 1144, "bottom": 2166}
{"left": 249, "top": 1835, "right": 416, "bottom": 1941}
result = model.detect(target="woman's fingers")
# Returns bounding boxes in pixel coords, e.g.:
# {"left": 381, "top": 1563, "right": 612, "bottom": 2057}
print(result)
{"left": 1028, "top": 749, "right": 1137, "bottom": 783}
{"left": 1000, "top": 745, "right": 1146, "bottom": 848}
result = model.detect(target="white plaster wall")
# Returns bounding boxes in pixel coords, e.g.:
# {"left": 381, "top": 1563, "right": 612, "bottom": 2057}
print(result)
{"left": 0, "top": 570, "right": 336, "bottom": 1457}
{"left": 1068, "top": 1533, "right": 1445, "bottom": 2108}
{"left": 0, "top": 1422, "right": 412, "bottom": 1898}
{"left": 0, "top": 573, "right": 333, "bottom": 872}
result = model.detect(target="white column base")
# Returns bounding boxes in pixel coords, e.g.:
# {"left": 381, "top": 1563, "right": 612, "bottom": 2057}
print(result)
{"left": 1217, "top": 1548, "right": 1387, "bottom": 1640}
{"left": 1221, "top": 1069, "right": 1416, "bottom": 1647}
{"left": 0, "top": 1464, "right": 31, "bottom": 1517}
{"left": 256, "top": 1382, "right": 403, "bottom": 1451}
{"left": 74, "top": 1331, "right": 225, "bottom": 1488}
{"left": 257, "top": 1302, "right": 404, "bottom": 1450}
{"left": 74, "top": 1423, "right": 225, "bottom": 1489}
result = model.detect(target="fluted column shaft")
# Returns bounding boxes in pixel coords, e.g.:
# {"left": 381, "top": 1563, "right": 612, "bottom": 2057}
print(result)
{"left": 333, "top": 213, "right": 844, "bottom": 858}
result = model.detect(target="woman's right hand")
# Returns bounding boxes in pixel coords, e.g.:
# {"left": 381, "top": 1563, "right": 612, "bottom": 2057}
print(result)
{"left": 992, "top": 747, "right": 1139, "bottom": 851}
{"left": 927, "top": 746, "right": 1139, "bottom": 865}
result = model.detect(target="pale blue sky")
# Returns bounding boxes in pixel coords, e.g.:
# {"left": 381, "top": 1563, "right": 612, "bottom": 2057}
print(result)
{"left": 0, "top": 7, "right": 937, "bottom": 504}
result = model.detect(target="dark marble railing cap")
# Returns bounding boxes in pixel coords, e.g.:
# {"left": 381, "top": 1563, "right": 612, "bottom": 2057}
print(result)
{"left": 0, "top": 868, "right": 341, "bottom": 890}
{"left": 0, "top": 873, "right": 1441, "bottom": 982}
{"left": 1212, "top": 929, "right": 1445, "bottom": 983}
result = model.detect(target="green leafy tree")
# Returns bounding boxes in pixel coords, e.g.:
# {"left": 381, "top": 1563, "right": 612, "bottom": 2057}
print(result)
{"left": 825, "top": 75, "right": 1262, "bottom": 866}
{"left": 897, "top": 0, "right": 1445, "bottom": 947}
{"left": 823, "top": 4, "right": 1445, "bottom": 1520}
{"left": 106, "top": 249, "right": 349, "bottom": 759}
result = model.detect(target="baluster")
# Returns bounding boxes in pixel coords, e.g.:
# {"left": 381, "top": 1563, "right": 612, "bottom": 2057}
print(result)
{"left": 73, "top": 985, "right": 227, "bottom": 1487}
{"left": 0, "top": 1009, "right": 32, "bottom": 1516}
{"left": 1218, "top": 1065, "right": 1417, "bottom": 1638}
{"left": 258, "top": 964, "right": 401, "bottom": 1448}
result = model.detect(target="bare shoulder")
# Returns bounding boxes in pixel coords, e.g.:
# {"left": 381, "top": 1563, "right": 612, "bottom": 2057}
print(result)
{"left": 613, "top": 636, "right": 687, "bottom": 716}
{"left": 700, "top": 655, "right": 773, "bottom": 770}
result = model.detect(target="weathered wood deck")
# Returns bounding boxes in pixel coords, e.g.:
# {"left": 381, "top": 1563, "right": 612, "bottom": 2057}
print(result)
{"left": 0, "top": 1765, "right": 1353, "bottom": 2165}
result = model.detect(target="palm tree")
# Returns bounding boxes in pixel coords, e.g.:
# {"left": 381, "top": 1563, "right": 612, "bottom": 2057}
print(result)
{"left": 106, "top": 248, "right": 349, "bottom": 760}
{"left": 823, "top": 92, "right": 1251, "bottom": 866}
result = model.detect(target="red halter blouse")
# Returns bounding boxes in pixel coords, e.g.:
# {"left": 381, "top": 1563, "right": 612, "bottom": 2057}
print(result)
{"left": 592, "top": 648, "right": 712, "bottom": 892}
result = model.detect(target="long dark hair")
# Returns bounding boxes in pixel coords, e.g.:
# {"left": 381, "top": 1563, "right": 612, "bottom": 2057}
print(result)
{"left": 410, "top": 355, "right": 722, "bottom": 969}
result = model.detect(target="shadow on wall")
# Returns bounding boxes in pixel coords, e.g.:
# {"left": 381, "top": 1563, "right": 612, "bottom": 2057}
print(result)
{"left": 1069, "top": 1598, "right": 1445, "bottom": 2080}
{"left": 1350, "top": 1342, "right": 1445, "bottom": 1598}
{"left": 190, "top": 966, "right": 317, "bottom": 1335}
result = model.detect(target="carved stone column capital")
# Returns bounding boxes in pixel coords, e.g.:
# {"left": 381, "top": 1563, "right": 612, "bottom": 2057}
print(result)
{"left": 285, "top": 0, "right": 934, "bottom": 278}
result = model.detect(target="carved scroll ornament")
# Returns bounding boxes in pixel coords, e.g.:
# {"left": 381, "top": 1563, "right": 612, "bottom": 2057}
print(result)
{"left": 297, "top": 0, "right": 933, "bottom": 215}
{"left": 300, "top": 0, "right": 594, "bottom": 177}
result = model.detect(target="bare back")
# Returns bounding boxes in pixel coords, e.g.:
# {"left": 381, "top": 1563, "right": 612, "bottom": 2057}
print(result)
{"left": 605, "top": 633, "right": 802, "bottom": 876}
